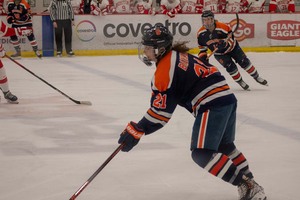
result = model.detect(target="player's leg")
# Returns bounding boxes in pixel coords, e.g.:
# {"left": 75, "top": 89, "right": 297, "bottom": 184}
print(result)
{"left": 9, "top": 35, "right": 21, "bottom": 59}
{"left": 0, "top": 60, "right": 18, "bottom": 103}
{"left": 232, "top": 45, "right": 268, "bottom": 86}
{"left": 214, "top": 54, "right": 250, "bottom": 90}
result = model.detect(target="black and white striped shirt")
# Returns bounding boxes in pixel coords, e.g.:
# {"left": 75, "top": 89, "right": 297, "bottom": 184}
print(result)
{"left": 49, "top": 0, "right": 74, "bottom": 21}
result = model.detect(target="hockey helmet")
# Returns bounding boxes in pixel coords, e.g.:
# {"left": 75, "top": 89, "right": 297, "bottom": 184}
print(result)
{"left": 202, "top": 10, "right": 214, "bottom": 19}
{"left": 138, "top": 25, "right": 173, "bottom": 66}
{"left": 201, "top": 10, "right": 215, "bottom": 29}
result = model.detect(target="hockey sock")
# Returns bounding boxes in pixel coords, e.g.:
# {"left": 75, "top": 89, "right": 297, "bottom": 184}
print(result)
{"left": 192, "top": 148, "right": 244, "bottom": 186}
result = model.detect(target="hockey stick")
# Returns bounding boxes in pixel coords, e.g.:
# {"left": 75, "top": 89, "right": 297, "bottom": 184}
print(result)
{"left": 69, "top": 143, "right": 125, "bottom": 200}
{"left": 31, "top": 9, "right": 49, "bottom": 15}
{"left": 5, "top": 55, "right": 92, "bottom": 105}
{"left": 207, "top": 13, "right": 240, "bottom": 59}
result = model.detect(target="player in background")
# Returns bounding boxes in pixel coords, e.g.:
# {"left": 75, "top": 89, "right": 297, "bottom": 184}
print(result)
{"left": 160, "top": 0, "right": 182, "bottom": 18}
{"left": 118, "top": 24, "right": 267, "bottom": 200}
{"left": 180, "top": 0, "right": 202, "bottom": 13}
{"left": 78, "top": 0, "right": 108, "bottom": 15}
{"left": 0, "top": 19, "right": 32, "bottom": 103}
{"left": 197, "top": 11, "right": 268, "bottom": 90}
{"left": 269, "top": 0, "right": 295, "bottom": 13}
{"left": 133, "top": 0, "right": 155, "bottom": 14}
{"left": 6, "top": 0, "right": 42, "bottom": 58}
{"left": 200, "top": 0, "right": 224, "bottom": 13}
{"left": 110, "top": 0, "right": 134, "bottom": 13}
{"left": 222, "top": 0, "right": 249, "bottom": 13}
{"left": 247, "top": 0, "right": 265, "bottom": 13}
{"left": 94, "top": 0, "right": 110, "bottom": 15}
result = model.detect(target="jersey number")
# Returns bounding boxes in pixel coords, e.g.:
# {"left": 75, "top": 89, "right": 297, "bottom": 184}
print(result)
{"left": 153, "top": 93, "right": 167, "bottom": 109}
{"left": 193, "top": 58, "right": 218, "bottom": 78}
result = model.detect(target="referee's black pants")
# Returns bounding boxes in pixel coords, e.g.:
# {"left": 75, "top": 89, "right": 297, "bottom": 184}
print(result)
{"left": 54, "top": 19, "right": 73, "bottom": 53}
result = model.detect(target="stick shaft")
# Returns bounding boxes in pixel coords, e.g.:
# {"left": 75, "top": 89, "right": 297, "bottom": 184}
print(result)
{"left": 5, "top": 55, "right": 90, "bottom": 105}
{"left": 69, "top": 143, "right": 124, "bottom": 200}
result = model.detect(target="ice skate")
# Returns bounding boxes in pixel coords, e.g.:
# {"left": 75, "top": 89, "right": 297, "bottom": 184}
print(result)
{"left": 237, "top": 80, "right": 250, "bottom": 91}
{"left": 255, "top": 77, "right": 268, "bottom": 86}
{"left": 34, "top": 50, "right": 42, "bottom": 59}
{"left": 3, "top": 91, "right": 19, "bottom": 104}
{"left": 238, "top": 175, "right": 266, "bottom": 200}
{"left": 67, "top": 51, "right": 75, "bottom": 57}
{"left": 57, "top": 51, "right": 62, "bottom": 57}
{"left": 10, "top": 51, "right": 21, "bottom": 59}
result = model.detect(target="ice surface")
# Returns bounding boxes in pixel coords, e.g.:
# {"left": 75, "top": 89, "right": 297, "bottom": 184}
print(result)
{"left": 0, "top": 52, "right": 299, "bottom": 200}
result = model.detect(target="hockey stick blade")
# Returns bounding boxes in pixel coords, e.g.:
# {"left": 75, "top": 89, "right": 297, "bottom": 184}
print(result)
{"left": 5, "top": 55, "right": 92, "bottom": 106}
{"left": 80, "top": 101, "right": 92, "bottom": 105}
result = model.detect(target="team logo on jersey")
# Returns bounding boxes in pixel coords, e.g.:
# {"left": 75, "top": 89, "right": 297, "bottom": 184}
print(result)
{"left": 267, "top": 20, "right": 300, "bottom": 40}
{"left": 75, "top": 20, "right": 97, "bottom": 42}
{"left": 228, "top": 19, "right": 254, "bottom": 42}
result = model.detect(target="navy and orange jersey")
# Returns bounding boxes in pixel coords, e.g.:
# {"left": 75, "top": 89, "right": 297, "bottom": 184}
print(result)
{"left": 137, "top": 50, "right": 237, "bottom": 135}
{"left": 7, "top": 0, "right": 32, "bottom": 27}
{"left": 197, "top": 20, "right": 236, "bottom": 55}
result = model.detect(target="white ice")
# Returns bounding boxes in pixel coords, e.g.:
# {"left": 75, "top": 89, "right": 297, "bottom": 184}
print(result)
{"left": 0, "top": 52, "right": 299, "bottom": 200}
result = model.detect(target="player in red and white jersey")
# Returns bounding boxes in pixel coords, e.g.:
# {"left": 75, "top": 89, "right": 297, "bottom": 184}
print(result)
{"left": 180, "top": 0, "right": 202, "bottom": 13}
{"left": 223, "top": 0, "right": 248, "bottom": 13}
{"left": 111, "top": 0, "right": 134, "bottom": 13}
{"left": 134, "top": 0, "right": 155, "bottom": 14}
{"left": 0, "top": 19, "right": 32, "bottom": 103}
{"left": 200, "top": 0, "right": 224, "bottom": 13}
{"left": 269, "top": 0, "right": 295, "bottom": 13}
{"left": 160, "top": 0, "right": 182, "bottom": 18}
{"left": 247, "top": 0, "right": 265, "bottom": 13}
{"left": 94, "top": 0, "right": 110, "bottom": 15}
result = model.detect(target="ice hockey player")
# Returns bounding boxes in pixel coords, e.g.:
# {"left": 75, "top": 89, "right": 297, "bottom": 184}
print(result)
{"left": 0, "top": 19, "right": 32, "bottom": 103}
{"left": 7, "top": 0, "right": 42, "bottom": 58}
{"left": 117, "top": 24, "right": 267, "bottom": 200}
{"left": 197, "top": 10, "right": 268, "bottom": 90}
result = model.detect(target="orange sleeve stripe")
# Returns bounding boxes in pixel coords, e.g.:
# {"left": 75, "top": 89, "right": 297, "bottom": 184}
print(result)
{"left": 147, "top": 109, "right": 170, "bottom": 122}
{"left": 210, "top": 155, "right": 228, "bottom": 176}
{"left": 154, "top": 52, "right": 172, "bottom": 92}
{"left": 232, "top": 154, "right": 246, "bottom": 166}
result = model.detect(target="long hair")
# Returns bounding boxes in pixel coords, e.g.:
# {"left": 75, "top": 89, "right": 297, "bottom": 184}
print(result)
{"left": 172, "top": 41, "right": 190, "bottom": 53}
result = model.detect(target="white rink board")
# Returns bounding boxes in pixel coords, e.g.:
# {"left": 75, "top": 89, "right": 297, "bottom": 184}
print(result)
{"left": 0, "top": 14, "right": 299, "bottom": 52}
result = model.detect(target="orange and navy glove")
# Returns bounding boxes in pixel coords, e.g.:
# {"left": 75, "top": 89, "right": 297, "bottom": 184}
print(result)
{"left": 118, "top": 121, "right": 144, "bottom": 152}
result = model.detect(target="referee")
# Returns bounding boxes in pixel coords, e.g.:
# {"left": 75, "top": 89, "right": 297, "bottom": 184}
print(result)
{"left": 49, "top": 0, "right": 75, "bottom": 57}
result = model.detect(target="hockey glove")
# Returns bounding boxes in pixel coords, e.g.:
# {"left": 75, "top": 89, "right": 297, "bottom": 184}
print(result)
{"left": 15, "top": 27, "right": 33, "bottom": 37}
{"left": 118, "top": 121, "right": 144, "bottom": 152}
